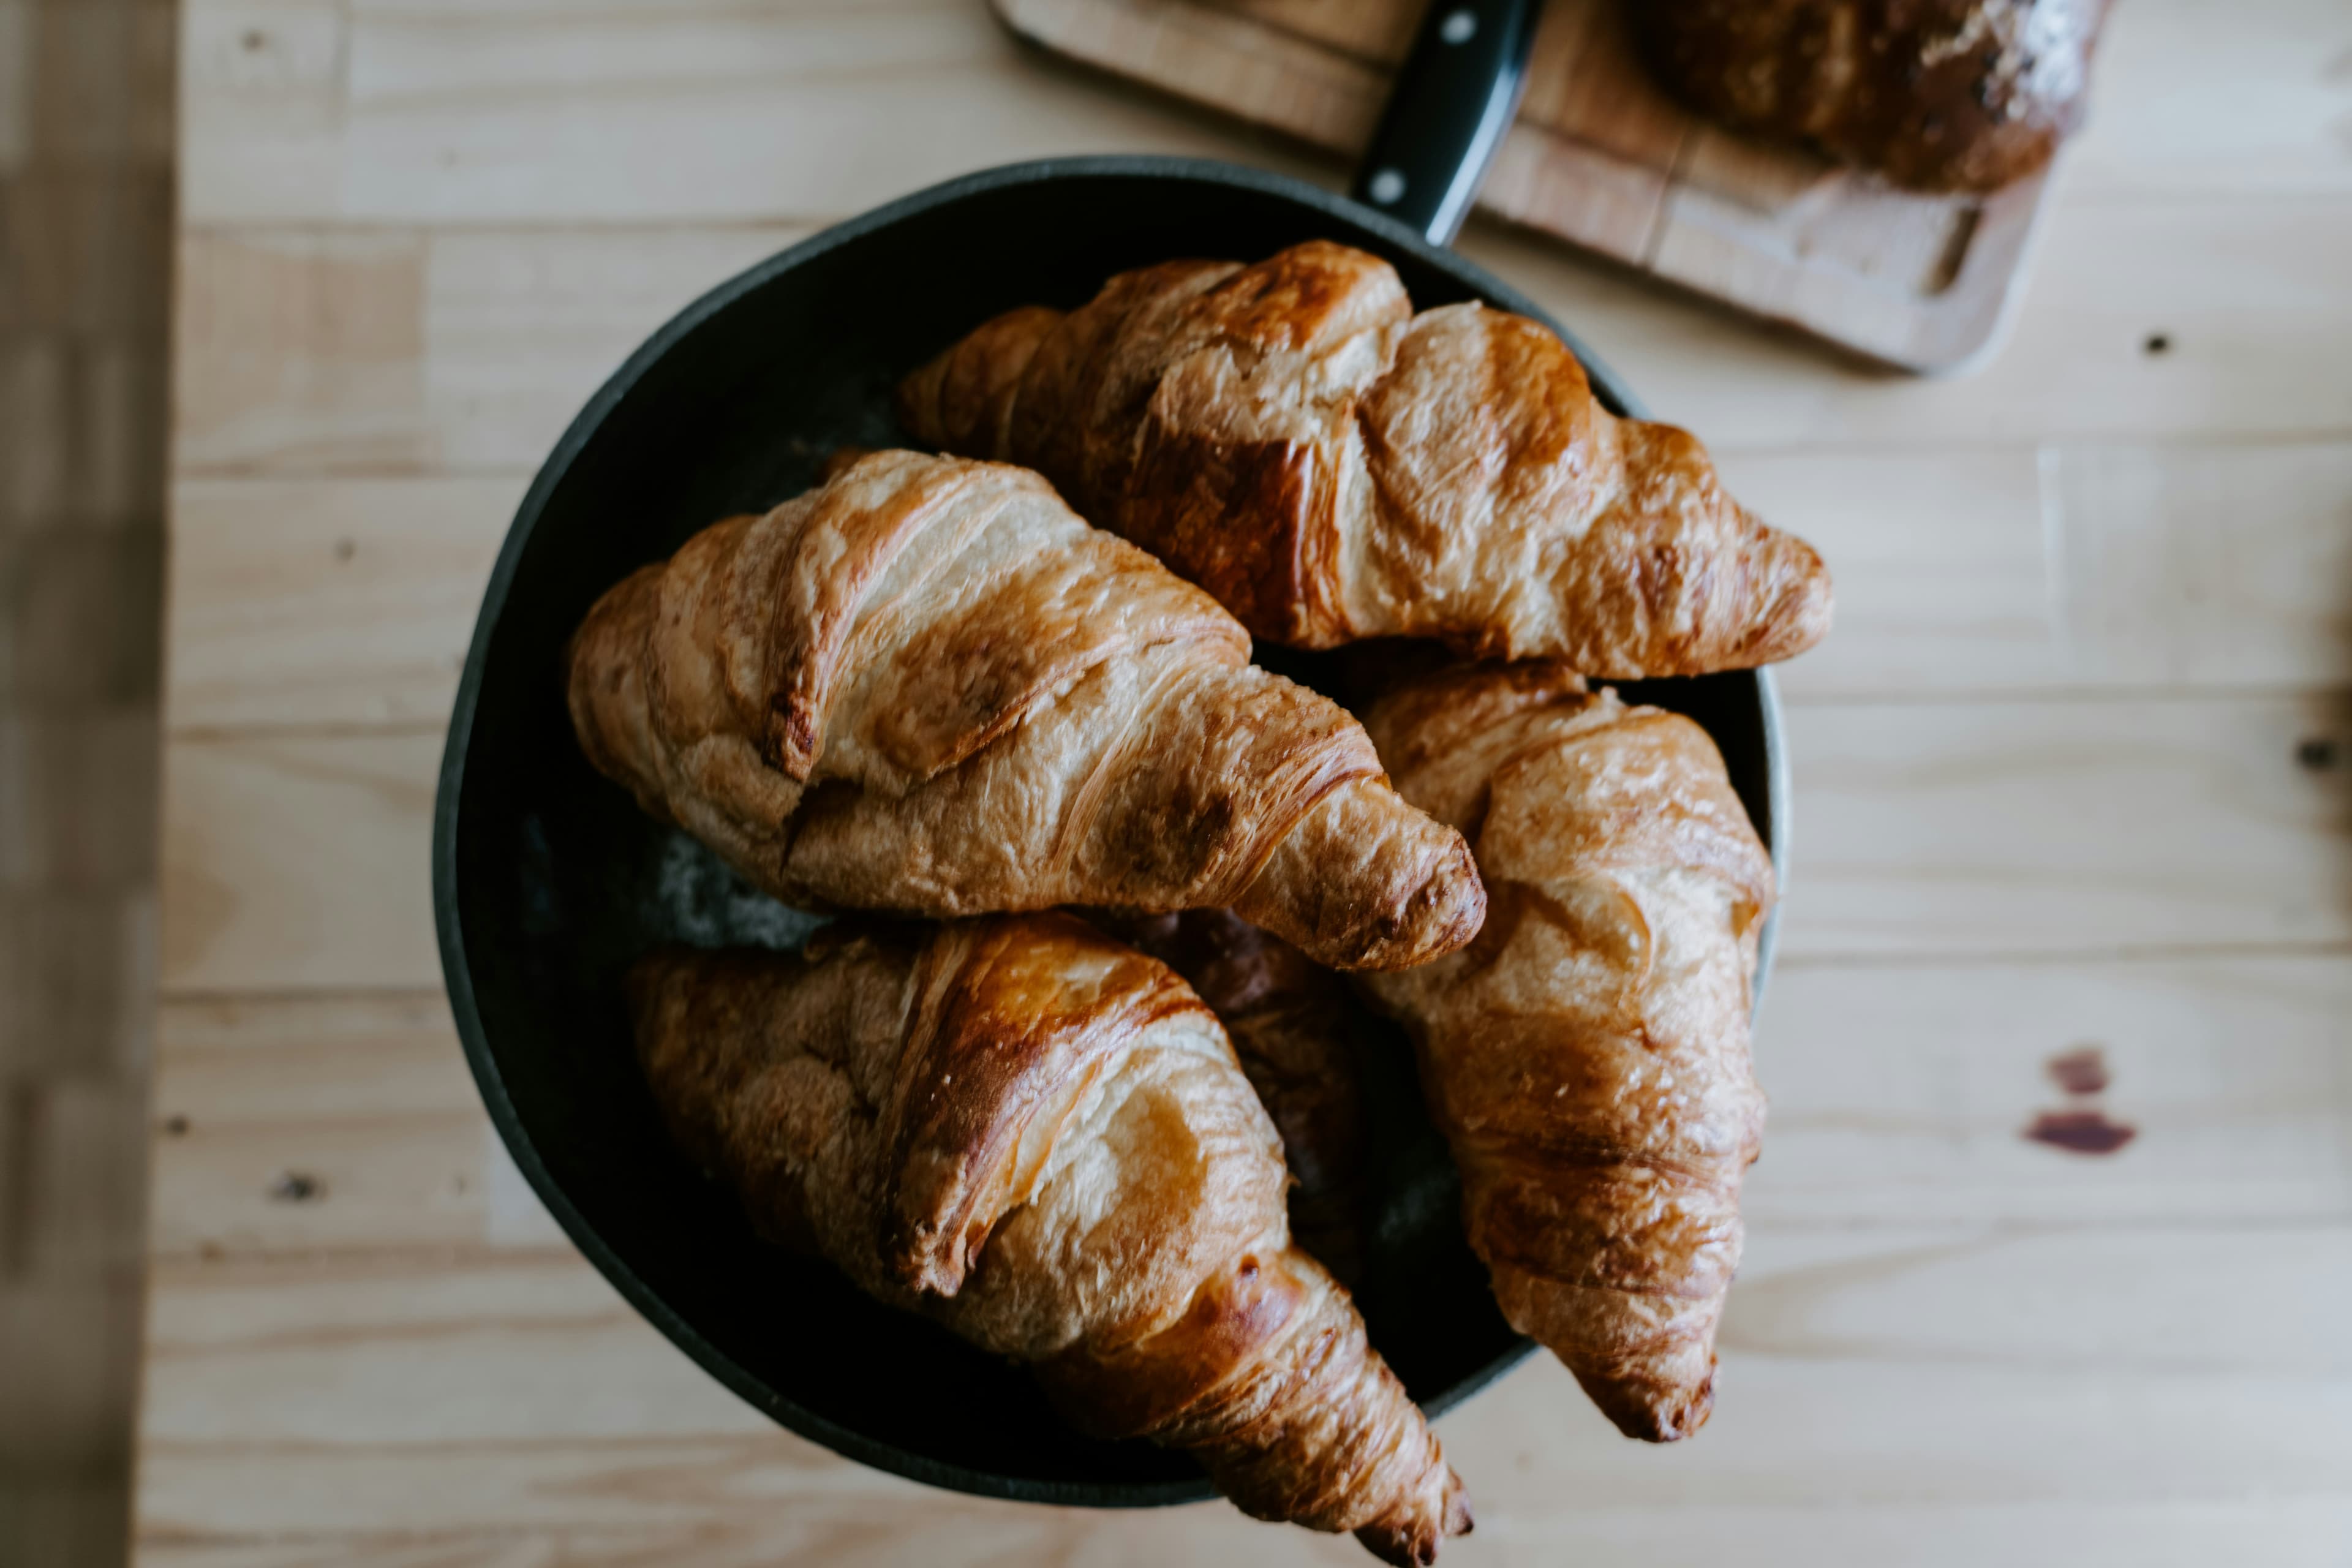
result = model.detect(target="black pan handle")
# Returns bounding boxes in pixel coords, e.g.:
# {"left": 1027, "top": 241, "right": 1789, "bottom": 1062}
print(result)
{"left": 1349, "top": 0, "right": 1542, "bottom": 246}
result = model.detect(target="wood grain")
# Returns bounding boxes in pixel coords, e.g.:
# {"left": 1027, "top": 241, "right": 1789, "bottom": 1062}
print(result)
{"left": 152, "top": 694, "right": 2352, "bottom": 993}
{"left": 160, "top": 198, "right": 2352, "bottom": 492}
{"left": 1757, "top": 954, "right": 2352, "bottom": 1226}
{"left": 136, "top": 949, "right": 2352, "bottom": 1264}
{"left": 123, "top": 1503, "right": 2352, "bottom": 1568}
{"left": 141, "top": 1253, "right": 766, "bottom": 1446}
{"left": 129, "top": 1235, "right": 2352, "bottom": 1558}
{"left": 172, "top": 226, "right": 809, "bottom": 475}
{"left": 147, "top": 1234, "right": 2351, "bottom": 1456}
{"left": 159, "top": 731, "right": 440, "bottom": 992}
{"left": 2065, "top": 0, "right": 2352, "bottom": 198}
{"left": 178, "top": 0, "right": 1316, "bottom": 228}
{"left": 157, "top": 442, "right": 2352, "bottom": 736}
{"left": 1752, "top": 440, "right": 2352, "bottom": 699}
{"left": 1455, "top": 195, "right": 2352, "bottom": 450}
{"left": 149, "top": 992, "right": 499, "bottom": 1259}
{"left": 1785, "top": 692, "right": 2352, "bottom": 960}
{"left": 169, "top": 0, "right": 2352, "bottom": 222}
{"left": 147, "top": 0, "right": 2352, "bottom": 1561}
{"left": 165, "top": 476, "right": 518, "bottom": 730}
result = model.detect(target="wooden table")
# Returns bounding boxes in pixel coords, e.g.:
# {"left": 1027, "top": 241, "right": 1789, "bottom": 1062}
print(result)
{"left": 142, "top": 2, "right": 2352, "bottom": 1563}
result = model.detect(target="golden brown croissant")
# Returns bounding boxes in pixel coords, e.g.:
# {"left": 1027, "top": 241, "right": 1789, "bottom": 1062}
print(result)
{"left": 1354, "top": 662, "right": 1772, "bottom": 1441}
{"left": 629, "top": 914, "right": 1471, "bottom": 1563}
{"left": 1090, "top": 908, "right": 1371, "bottom": 1281}
{"left": 898, "top": 242, "right": 1831, "bottom": 677}
{"left": 566, "top": 450, "right": 1484, "bottom": 971}
{"left": 1628, "top": 0, "right": 2106, "bottom": 194}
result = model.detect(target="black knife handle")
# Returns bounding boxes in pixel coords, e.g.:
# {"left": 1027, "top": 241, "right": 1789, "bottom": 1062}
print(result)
{"left": 1349, "top": 0, "right": 1541, "bottom": 246}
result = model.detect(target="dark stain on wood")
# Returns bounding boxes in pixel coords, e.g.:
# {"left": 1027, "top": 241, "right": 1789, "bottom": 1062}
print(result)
{"left": 2028, "top": 1044, "right": 2133, "bottom": 1154}
{"left": 267, "top": 1171, "right": 324, "bottom": 1203}
{"left": 2045, "top": 1044, "right": 2109, "bottom": 1096}
{"left": 2024, "top": 1109, "right": 2137, "bottom": 1156}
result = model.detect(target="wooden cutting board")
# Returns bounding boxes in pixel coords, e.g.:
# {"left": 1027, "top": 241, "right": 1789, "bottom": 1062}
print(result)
{"left": 995, "top": 0, "right": 2060, "bottom": 372}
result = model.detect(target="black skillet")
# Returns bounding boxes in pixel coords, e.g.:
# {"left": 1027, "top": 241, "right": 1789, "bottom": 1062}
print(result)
{"left": 433, "top": 0, "right": 1786, "bottom": 1509}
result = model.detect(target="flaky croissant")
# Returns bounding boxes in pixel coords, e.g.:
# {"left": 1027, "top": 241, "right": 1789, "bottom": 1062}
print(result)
{"left": 567, "top": 450, "right": 1484, "bottom": 971}
{"left": 899, "top": 241, "right": 1831, "bottom": 677}
{"left": 630, "top": 914, "right": 1471, "bottom": 1563}
{"left": 1090, "top": 908, "right": 1371, "bottom": 1281}
{"left": 1355, "top": 662, "right": 1771, "bottom": 1441}
{"left": 1627, "top": 0, "right": 2105, "bottom": 194}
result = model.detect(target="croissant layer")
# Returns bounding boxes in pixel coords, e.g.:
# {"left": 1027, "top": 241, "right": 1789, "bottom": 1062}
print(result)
{"left": 629, "top": 914, "right": 1468, "bottom": 1561}
{"left": 900, "top": 242, "right": 1830, "bottom": 677}
{"left": 1357, "top": 662, "right": 1772, "bottom": 1441}
{"left": 1090, "top": 908, "right": 1373, "bottom": 1280}
{"left": 567, "top": 450, "right": 1483, "bottom": 971}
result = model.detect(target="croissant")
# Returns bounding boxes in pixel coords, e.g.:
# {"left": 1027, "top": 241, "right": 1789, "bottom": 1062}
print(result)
{"left": 1627, "top": 0, "right": 2106, "bottom": 194}
{"left": 1354, "top": 662, "right": 1772, "bottom": 1441}
{"left": 630, "top": 914, "right": 1471, "bottom": 1562}
{"left": 1090, "top": 908, "right": 1371, "bottom": 1281}
{"left": 898, "top": 241, "right": 1831, "bottom": 677}
{"left": 566, "top": 450, "right": 1484, "bottom": 971}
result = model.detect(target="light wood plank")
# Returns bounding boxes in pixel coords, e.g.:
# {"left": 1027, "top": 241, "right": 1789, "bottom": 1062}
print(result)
{"left": 159, "top": 442, "right": 2352, "bottom": 734}
{"left": 140, "top": 1252, "right": 767, "bottom": 1446}
{"left": 136, "top": 1227, "right": 2352, "bottom": 1446}
{"left": 2064, "top": 0, "right": 2352, "bottom": 199}
{"left": 159, "top": 731, "right": 440, "bottom": 993}
{"left": 1782, "top": 692, "right": 2352, "bottom": 960}
{"left": 176, "top": 0, "right": 2352, "bottom": 223}
{"left": 128, "top": 1502, "right": 2352, "bottom": 1568}
{"left": 173, "top": 225, "right": 808, "bottom": 475}
{"left": 2037, "top": 440, "right": 2352, "bottom": 690}
{"left": 170, "top": 226, "right": 430, "bottom": 472}
{"left": 1755, "top": 954, "right": 2352, "bottom": 1226}
{"left": 154, "top": 693, "right": 2352, "bottom": 993}
{"left": 140, "top": 951, "right": 2352, "bottom": 1261}
{"left": 1458, "top": 192, "right": 2352, "bottom": 448}
{"left": 130, "top": 1233, "right": 2352, "bottom": 1549}
{"left": 156, "top": 991, "right": 468, "bottom": 1122}
{"left": 179, "top": 0, "right": 1298, "bottom": 227}
{"left": 149, "top": 992, "right": 515, "bottom": 1259}
{"left": 167, "top": 198, "right": 2352, "bottom": 486}
{"left": 1705, "top": 438, "right": 2352, "bottom": 698}
{"left": 166, "top": 0, "right": 2352, "bottom": 381}
{"left": 149, "top": 1113, "right": 486, "bottom": 1259}
{"left": 145, "top": 0, "right": 2352, "bottom": 1559}
{"left": 165, "top": 475, "right": 518, "bottom": 730}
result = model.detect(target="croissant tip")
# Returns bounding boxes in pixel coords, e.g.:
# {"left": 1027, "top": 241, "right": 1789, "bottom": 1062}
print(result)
{"left": 1351, "top": 1520, "right": 1445, "bottom": 1567}
{"left": 1743, "top": 529, "right": 1835, "bottom": 668}
{"left": 1444, "top": 1472, "right": 1474, "bottom": 1536}
{"left": 1576, "top": 1362, "right": 1719, "bottom": 1443}
{"left": 1776, "top": 569, "right": 1836, "bottom": 662}
{"left": 1350, "top": 837, "right": 1488, "bottom": 973}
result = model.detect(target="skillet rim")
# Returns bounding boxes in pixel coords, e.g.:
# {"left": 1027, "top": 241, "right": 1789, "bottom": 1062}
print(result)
{"left": 431, "top": 153, "right": 1788, "bottom": 1508}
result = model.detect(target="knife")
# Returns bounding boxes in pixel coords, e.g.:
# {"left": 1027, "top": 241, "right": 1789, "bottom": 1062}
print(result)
{"left": 1349, "top": 0, "right": 1544, "bottom": 246}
